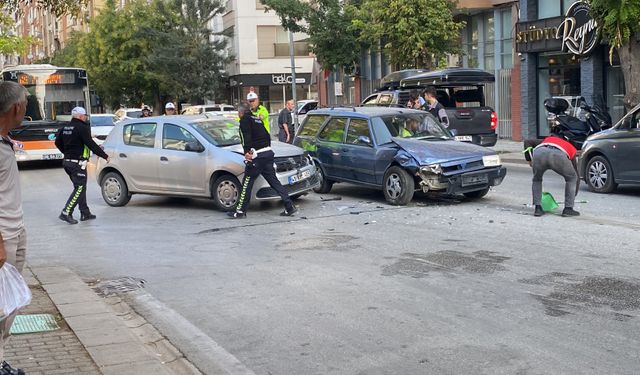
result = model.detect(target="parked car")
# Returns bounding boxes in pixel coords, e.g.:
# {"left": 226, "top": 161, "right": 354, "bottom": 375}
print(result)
{"left": 181, "top": 104, "right": 235, "bottom": 115}
{"left": 90, "top": 114, "right": 116, "bottom": 145}
{"left": 114, "top": 108, "right": 144, "bottom": 122}
{"left": 296, "top": 100, "right": 319, "bottom": 129}
{"left": 293, "top": 107, "right": 507, "bottom": 205}
{"left": 578, "top": 103, "right": 640, "bottom": 193}
{"left": 362, "top": 68, "right": 498, "bottom": 147}
{"left": 89, "top": 115, "right": 319, "bottom": 210}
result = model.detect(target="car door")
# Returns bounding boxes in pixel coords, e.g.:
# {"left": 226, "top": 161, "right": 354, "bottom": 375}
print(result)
{"left": 610, "top": 111, "right": 640, "bottom": 182}
{"left": 158, "top": 123, "right": 208, "bottom": 194}
{"left": 342, "top": 118, "right": 377, "bottom": 184}
{"left": 117, "top": 122, "right": 161, "bottom": 191}
{"left": 316, "top": 117, "right": 348, "bottom": 179}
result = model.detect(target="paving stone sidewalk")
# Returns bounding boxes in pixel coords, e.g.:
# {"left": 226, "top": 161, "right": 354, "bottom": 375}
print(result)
{"left": 4, "top": 268, "right": 101, "bottom": 375}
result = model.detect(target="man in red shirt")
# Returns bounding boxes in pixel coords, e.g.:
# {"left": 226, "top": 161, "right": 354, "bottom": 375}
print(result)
{"left": 531, "top": 129, "right": 580, "bottom": 217}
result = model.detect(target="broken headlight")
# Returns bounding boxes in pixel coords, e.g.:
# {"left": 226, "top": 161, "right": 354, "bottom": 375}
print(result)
{"left": 482, "top": 155, "right": 501, "bottom": 167}
{"left": 421, "top": 164, "right": 442, "bottom": 174}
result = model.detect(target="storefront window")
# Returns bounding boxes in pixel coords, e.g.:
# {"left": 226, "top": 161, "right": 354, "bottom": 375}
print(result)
{"left": 483, "top": 13, "right": 495, "bottom": 71}
{"left": 538, "top": 0, "right": 579, "bottom": 19}
{"left": 537, "top": 54, "right": 581, "bottom": 136}
{"left": 606, "top": 50, "right": 625, "bottom": 125}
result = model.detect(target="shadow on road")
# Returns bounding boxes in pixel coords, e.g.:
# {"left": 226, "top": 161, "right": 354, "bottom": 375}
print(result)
{"left": 18, "top": 160, "right": 63, "bottom": 170}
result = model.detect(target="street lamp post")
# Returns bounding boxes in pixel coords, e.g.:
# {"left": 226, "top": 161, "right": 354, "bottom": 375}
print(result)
{"left": 288, "top": 30, "right": 298, "bottom": 129}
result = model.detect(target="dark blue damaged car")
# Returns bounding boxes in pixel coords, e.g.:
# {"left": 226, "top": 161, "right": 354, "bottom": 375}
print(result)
{"left": 293, "top": 107, "right": 507, "bottom": 205}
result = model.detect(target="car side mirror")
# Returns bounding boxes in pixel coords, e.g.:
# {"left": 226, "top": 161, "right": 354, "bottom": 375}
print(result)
{"left": 449, "top": 128, "right": 458, "bottom": 137}
{"left": 185, "top": 141, "right": 205, "bottom": 152}
{"left": 357, "top": 135, "right": 372, "bottom": 146}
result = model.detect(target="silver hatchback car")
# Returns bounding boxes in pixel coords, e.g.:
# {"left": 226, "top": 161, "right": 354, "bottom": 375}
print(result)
{"left": 89, "top": 115, "right": 319, "bottom": 210}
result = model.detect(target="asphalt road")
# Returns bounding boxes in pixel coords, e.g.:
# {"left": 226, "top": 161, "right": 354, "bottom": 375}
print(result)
{"left": 18, "top": 161, "right": 640, "bottom": 375}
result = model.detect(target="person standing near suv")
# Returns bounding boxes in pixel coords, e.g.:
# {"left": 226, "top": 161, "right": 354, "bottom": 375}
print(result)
{"left": 423, "top": 86, "right": 449, "bottom": 127}
{"left": 55, "top": 107, "right": 110, "bottom": 224}
{"left": 277, "top": 100, "right": 294, "bottom": 143}
{"left": 227, "top": 102, "right": 296, "bottom": 219}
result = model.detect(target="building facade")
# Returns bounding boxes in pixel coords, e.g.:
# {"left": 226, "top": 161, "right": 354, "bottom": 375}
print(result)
{"left": 517, "top": 0, "right": 625, "bottom": 139}
{"left": 222, "top": 0, "right": 317, "bottom": 112}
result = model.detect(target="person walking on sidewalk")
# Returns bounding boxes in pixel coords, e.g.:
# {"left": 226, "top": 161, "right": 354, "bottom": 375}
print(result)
{"left": 277, "top": 100, "right": 294, "bottom": 143}
{"left": 0, "top": 81, "right": 28, "bottom": 375}
{"left": 55, "top": 107, "right": 110, "bottom": 224}
{"left": 531, "top": 127, "right": 580, "bottom": 217}
{"left": 227, "top": 102, "right": 297, "bottom": 219}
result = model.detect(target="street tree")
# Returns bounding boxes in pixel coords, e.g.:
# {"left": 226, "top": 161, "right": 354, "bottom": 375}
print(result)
{"left": 351, "top": 0, "right": 464, "bottom": 69}
{"left": 0, "top": 13, "right": 34, "bottom": 56}
{"left": 0, "top": 0, "right": 87, "bottom": 17}
{"left": 261, "top": 0, "right": 362, "bottom": 71}
{"left": 588, "top": 0, "right": 640, "bottom": 108}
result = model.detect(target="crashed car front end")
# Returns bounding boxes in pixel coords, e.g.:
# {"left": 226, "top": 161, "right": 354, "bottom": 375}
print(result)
{"left": 416, "top": 155, "right": 506, "bottom": 194}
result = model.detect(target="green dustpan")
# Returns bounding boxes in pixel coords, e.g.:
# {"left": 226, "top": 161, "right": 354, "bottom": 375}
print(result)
{"left": 541, "top": 192, "right": 559, "bottom": 212}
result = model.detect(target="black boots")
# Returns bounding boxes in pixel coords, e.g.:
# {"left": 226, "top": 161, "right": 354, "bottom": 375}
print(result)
{"left": 80, "top": 212, "right": 97, "bottom": 221}
{"left": 562, "top": 207, "right": 580, "bottom": 217}
{"left": 534, "top": 205, "right": 544, "bottom": 217}
{"left": 59, "top": 212, "right": 78, "bottom": 224}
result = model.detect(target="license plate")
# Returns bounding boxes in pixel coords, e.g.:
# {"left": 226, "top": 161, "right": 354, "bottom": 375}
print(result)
{"left": 455, "top": 136, "right": 473, "bottom": 142}
{"left": 288, "top": 170, "right": 311, "bottom": 184}
{"left": 462, "top": 173, "right": 488, "bottom": 187}
{"left": 42, "top": 154, "right": 63, "bottom": 160}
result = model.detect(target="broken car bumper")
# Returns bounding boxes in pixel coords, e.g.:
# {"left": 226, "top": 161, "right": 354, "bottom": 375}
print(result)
{"left": 443, "top": 166, "right": 507, "bottom": 194}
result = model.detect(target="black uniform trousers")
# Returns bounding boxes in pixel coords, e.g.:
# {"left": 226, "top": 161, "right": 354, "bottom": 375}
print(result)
{"left": 236, "top": 150, "right": 293, "bottom": 213}
{"left": 62, "top": 160, "right": 89, "bottom": 215}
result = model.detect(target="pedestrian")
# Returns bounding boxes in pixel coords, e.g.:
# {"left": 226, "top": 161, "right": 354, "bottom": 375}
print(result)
{"left": 531, "top": 127, "right": 580, "bottom": 217}
{"left": 0, "top": 81, "right": 29, "bottom": 375}
{"left": 406, "top": 90, "right": 424, "bottom": 109}
{"left": 423, "top": 86, "right": 449, "bottom": 127}
{"left": 277, "top": 100, "right": 295, "bottom": 143}
{"left": 247, "top": 92, "right": 270, "bottom": 133}
{"left": 227, "top": 102, "right": 297, "bottom": 219}
{"left": 141, "top": 105, "right": 152, "bottom": 118}
{"left": 164, "top": 102, "right": 177, "bottom": 116}
{"left": 55, "top": 107, "right": 110, "bottom": 224}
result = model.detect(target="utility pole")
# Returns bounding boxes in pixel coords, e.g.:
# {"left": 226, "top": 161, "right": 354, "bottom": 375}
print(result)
{"left": 288, "top": 30, "right": 298, "bottom": 130}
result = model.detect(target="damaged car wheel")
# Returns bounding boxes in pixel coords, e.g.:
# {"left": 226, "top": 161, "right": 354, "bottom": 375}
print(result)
{"left": 463, "top": 187, "right": 490, "bottom": 199}
{"left": 383, "top": 166, "right": 415, "bottom": 205}
{"left": 313, "top": 167, "right": 334, "bottom": 194}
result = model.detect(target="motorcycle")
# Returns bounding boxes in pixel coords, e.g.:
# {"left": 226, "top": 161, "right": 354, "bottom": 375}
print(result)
{"left": 543, "top": 96, "right": 612, "bottom": 150}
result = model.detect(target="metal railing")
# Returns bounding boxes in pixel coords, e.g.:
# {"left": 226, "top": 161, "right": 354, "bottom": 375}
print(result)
{"left": 485, "top": 68, "right": 513, "bottom": 139}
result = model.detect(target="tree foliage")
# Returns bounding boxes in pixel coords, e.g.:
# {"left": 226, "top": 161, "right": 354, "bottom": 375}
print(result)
{"left": 261, "top": 0, "right": 362, "bottom": 71}
{"left": 0, "top": 13, "right": 35, "bottom": 55}
{"left": 588, "top": 0, "right": 640, "bottom": 108}
{"left": 0, "top": 0, "right": 88, "bottom": 17}
{"left": 351, "top": 0, "right": 464, "bottom": 69}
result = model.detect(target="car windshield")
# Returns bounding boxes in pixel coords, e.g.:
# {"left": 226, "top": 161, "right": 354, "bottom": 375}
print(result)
{"left": 372, "top": 113, "right": 451, "bottom": 144}
{"left": 190, "top": 119, "right": 241, "bottom": 146}
{"left": 90, "top": 116, "right": 115, "bottom": 127}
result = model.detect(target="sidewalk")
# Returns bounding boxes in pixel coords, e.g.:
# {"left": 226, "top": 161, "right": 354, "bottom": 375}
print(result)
{"left": 4, "top": 267, "right": 202, "bottom": 375}
{"left": 492, "top": 139, "right": 527, "bottom": 165}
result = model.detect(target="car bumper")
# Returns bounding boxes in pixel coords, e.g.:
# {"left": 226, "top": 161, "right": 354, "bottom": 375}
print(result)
{"left": 443, "top": 166, "right": 507, "bottom": 194}
{"left": 253, "top": 164, "right": 320, "bottom": 200}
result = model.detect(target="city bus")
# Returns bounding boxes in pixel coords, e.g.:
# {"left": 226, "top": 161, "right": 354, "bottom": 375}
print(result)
{"left": 1, "top": 64, "right": 91, "bottom": 162}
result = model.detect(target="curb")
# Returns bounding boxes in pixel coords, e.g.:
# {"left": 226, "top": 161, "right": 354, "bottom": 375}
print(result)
{"left": 30, "top": 266, "right": 202, "bottom": 375}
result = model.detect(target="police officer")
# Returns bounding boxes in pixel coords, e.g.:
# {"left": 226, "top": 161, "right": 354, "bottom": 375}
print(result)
{"left": 141, "top": 105, "right": 152, "bottom": 117}
{"left": 227, "top": 102, "right": 296, "bottom": 219}
{"left": 247, "top": 92, "right": 270, "bottom": 133}
{"left": 423, "top": 86, "right": 449, "bottom": 127}
{"left": 55, "top": 107, "right": 109, "bottom": 224}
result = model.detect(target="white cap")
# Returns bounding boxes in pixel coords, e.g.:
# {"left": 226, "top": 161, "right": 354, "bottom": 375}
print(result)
{"left": 246, "top": 92, "right": 258, "bottom": 101}
{"left": 71, "top": 106, "right": 86, "bottom": 116}
{"left": 165, "top": 102, "right": 176, "bottom": 109}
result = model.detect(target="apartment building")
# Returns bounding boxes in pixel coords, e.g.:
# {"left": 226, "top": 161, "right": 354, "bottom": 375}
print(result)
{"left": 223, "top": 0, "right": 317, "bottom": 111}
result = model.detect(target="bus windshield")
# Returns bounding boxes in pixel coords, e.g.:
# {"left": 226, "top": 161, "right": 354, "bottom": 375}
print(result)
{"left": 1, "top": 65, "right": 89, "bottom": 122}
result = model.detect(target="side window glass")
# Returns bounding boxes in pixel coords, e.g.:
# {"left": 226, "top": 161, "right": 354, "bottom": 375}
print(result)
{"left": 362, "top": 95, "right": 379, "bottom": 106}
{"left": 318, "top": 118, "right": 347, "bottom": 143}
{"left": 123, "top": 123, "right": 157, "bottom": 148}
{"left": 346, "top": 119, "right": 371, "bottom": 144}
{"left": 163, "top": 124, "right": 200, "bottom": 151}
{"left": 378, "top": 94, "right": 393, "bottom": 105}
{"left": 298, "top": 115, "right": 327, "bottom": 137}
{"left": 371, "top": 117, "right": 395, "bottom": 145}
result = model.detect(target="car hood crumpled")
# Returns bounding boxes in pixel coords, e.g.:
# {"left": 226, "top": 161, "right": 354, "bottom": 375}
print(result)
{"left": 223, "top": 141, "right": 304, "bottom": 157}
{"left": 391, "top": 137, "right": 496, "bottom": 165}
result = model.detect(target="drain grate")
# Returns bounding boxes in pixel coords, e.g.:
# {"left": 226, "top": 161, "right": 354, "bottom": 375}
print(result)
{"left": 92, "top": 277, "right": 145, "bottom": 297}
{"left": 10, "top": 314, "right": 60, "bottom": 334}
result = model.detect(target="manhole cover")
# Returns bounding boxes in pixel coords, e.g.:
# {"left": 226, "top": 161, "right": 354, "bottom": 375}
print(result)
{"left": 93, "top": 277, "right": 145, "bottom": 297}
{"left": 10, "top": 314, "right": 60, "bottom": 334}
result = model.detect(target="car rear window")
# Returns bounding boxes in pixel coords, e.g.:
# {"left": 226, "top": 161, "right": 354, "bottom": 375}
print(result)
{"left": 123, "top": 123, "right": 157, "bottom": 148}
{"left": 298, "top": 115, "right": 327, "bottom": 137}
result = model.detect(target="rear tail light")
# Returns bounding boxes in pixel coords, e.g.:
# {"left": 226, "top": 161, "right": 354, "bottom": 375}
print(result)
{"left": 490, "top": 111, "right": 498, "bottom": 131}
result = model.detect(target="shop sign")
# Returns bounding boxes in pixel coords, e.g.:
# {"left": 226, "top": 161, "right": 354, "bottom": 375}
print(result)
{"left": 556, "top": 1, "right": 600, "bottom": 56}
{"left": 515, "top": 1, "right": 600, "bottom": 57}
{"left": 271, "top": 74, "right": 306, "bottom": 85}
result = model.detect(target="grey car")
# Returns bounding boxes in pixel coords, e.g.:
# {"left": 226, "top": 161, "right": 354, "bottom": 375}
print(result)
{"left": 89, "top": 115, "right": 319, "bottom": 210}
{"left": 579, "top": 103, "right": 640, "bottom": 193}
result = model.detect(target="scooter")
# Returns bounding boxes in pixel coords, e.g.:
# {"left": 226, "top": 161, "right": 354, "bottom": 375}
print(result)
{"left": 544, "top": 97, "right": 612, "bottom": 149}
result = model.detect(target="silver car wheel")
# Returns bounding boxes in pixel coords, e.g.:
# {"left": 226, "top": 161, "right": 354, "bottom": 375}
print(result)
{"left": 588, "top": 160, "right": 608, "bottom": 189}
{"left": 103, "top": 177, "right": 122, "bottom": 203}
{"left": 385, "top": 173, "right": 402, "bottom": 199}
{"left": 217, "top": 180, "right": 239, "bottom": 208}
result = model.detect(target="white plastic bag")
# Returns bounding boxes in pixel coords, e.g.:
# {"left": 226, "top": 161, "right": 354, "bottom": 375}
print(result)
{"left": 0, "top": 263, "right": 32, "bottom": 319}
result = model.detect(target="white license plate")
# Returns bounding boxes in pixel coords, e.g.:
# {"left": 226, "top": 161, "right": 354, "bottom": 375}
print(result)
{"left": 455, "top": 136, "right": 473, "bottom": 142}
{"left": 462, "top": 173, "right": 489, "bottom": 187}
{"left": 42, "top": 153, "right": 63, "bottom": 160}
{"left": 288, "top": 170, "right": 311, "bottom": 184}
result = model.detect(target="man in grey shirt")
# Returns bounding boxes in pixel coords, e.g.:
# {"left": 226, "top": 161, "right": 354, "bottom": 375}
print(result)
{"left": 0, "top": 81, "right": 29, "bottom": 374}
{"left": 277, "top": 100, "right": 294, "bottom": 143}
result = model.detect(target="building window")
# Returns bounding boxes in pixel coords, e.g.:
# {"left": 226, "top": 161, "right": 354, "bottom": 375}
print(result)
{"left": 256, "top": 0, "right": 265, "bottom": 9}
{"left": 483, "top": 12, "right": 495, "bottom": 71}
{"left": 499, "top": 8, "right": 512, "bottom": 69}
{"left": 538, "top": 0, "right": 579, "bottom": 19}
{"left": 257, "top": 25, "right": 310, "bottom": 58}
{"left": 606, "top": 50, "right": 625, "bottom": 124}
{"left": 537, "top": 54, "right": 581, "bottom": 136}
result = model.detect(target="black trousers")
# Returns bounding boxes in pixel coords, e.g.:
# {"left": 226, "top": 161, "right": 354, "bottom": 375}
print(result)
{"left": 62, "top": 160, "right": 89, "bottom": 215}
{"left": 236, "top": 150, "right": 293, "bottom": 213}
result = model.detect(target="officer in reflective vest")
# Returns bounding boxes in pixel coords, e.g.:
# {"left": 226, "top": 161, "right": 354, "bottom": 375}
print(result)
{"left": 247, "top": 92, "right": 270, "bottom": 133}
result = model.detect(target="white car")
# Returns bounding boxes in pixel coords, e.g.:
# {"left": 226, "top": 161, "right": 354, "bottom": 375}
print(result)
{"left": 181, "top": 104, "right": 235, "bottom": 116}
{"left": 114, "top": 108, "right": 144, "bottom": 123}
{"left": 90, "top": 114, "right": 116, "bottom": 145}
